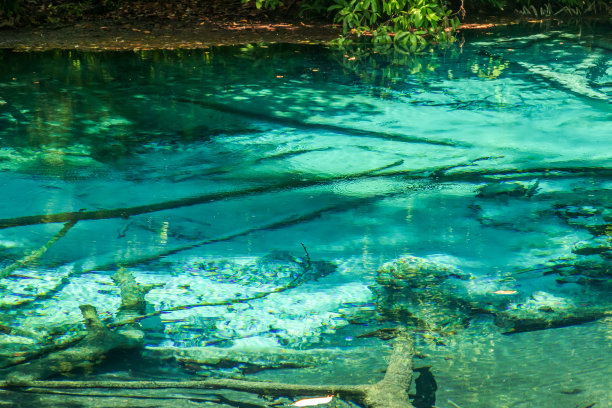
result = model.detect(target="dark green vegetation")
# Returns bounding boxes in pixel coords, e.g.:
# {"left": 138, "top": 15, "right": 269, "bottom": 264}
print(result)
{"left": 1, "top": 0, "right": 611, "bottom": 47}
{"left": 250, "top": 0, "right": 611, "bottom": 47}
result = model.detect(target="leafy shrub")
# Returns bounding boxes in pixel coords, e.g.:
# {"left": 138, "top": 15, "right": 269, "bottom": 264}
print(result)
{"left": 332, "top": 0, "right": 459, "bottom": 47}
{"left": 245, "top": 0, "right": 460, "bottom": 47}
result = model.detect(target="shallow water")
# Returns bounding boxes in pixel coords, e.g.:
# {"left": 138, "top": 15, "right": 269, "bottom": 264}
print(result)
{"left": 0, "top": 22, "right": 611, "bottom": 408}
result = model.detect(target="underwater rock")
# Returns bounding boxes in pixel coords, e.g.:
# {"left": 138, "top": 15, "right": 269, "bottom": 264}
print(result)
{"left": 376, "top": 255, "right": 469, "bottom": 287}
{"left": 602, "top": 208, "right": 612, "bottom": 223}
{"left": 572, "top": 236, "right": 612, "bottom": 256}
{"left": 495, "top": 291, "right": 608, "bottom": 333}
{"left": 554, "top": 203, "right": 610, "bottom": 236}
{"left": 476, "top": 180, "right": 539, "bottom": 199}
{"left": 557, "top": 205, "right": 601, "bottom": 218}
{"left": 373, "top": 255, "right": 610, "bottom": 335}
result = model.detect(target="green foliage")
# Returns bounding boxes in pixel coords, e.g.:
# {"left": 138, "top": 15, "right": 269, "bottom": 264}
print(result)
{"left": 328, "top": 0, "right": 459, "bottom": 47}
{"left": 248, "top": 0, "right": 459, "bottom": 47}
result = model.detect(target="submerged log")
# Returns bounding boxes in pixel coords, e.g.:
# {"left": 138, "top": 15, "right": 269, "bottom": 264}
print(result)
{"left": 5, "top": 305, "right": 143, "bottom": 383}
{"left": 3, "top": 269, "right": 158, "bottom": 381}
{"left": 1, "top": 330, "right": 417, "bottom": 408}
{"left": 0, "top": 156, "right": 609, "bottom": 231}
{"left": 0, "top": 192, "right": 396, "bottom": 315}
{"left": 147, "top": 345, "right": 376, "bottom": 374}
{"left": 0, "top": 159, "right": 403, "bottom": 230}
{"left": 0, "top": 220, "right": 76, "bottom": 279}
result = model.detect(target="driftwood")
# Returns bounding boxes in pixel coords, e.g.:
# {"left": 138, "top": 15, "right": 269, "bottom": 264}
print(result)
{"left": 1, "top": 330, "right": 416, "bottom": 408}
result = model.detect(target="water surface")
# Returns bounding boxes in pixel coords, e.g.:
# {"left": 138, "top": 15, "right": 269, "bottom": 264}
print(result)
{"left": 1, "top": 23, "right": 611, "bottom": 408}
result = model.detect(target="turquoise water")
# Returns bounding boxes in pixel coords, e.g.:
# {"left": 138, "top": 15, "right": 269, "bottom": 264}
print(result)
{"left": 0, "top": 23, "right": 611, "bottom": 407}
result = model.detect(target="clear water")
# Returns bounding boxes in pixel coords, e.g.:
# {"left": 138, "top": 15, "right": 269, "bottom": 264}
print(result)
{"left": 0, "top": 23, "right": 611, "bottom": 407}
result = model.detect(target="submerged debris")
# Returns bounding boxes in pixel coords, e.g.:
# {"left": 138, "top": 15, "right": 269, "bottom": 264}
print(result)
{"left": 373, "top": 254, "right": 611, "bottom": 335}
{"left": 572, "top": 236, "right": 612, "bottom": 256}
{"left": 476, "top": 180, "right": 539, "bottom": 198}
{"left": 373, "top": 255, "right": 473, "bottom": 332}
{"left": 181, "top": 251, "right": 336, "bottom": 287}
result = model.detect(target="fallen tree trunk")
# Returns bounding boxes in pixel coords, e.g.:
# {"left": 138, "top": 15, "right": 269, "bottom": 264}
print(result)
{"left": 1, "top": 330, "right": 416, "bottom": 408}
{"left": 1, "top": 184, "right": 412, "bottom": 313}
{"left": 3, "top": 269, "right": 155, "bottom": 381}
{"left": 147, "top": 345, "right": 377, "bottom": 373}
{"left": 0, "top": 159, "right": 403, "bottom": 230}
{"left": 0, "top": 156, "right": 608, "bottom": 231}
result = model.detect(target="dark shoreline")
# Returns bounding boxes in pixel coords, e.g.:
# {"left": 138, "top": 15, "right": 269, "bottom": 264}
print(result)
{"left": 2, "top": 14, "right": 608, "bottom": 51}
